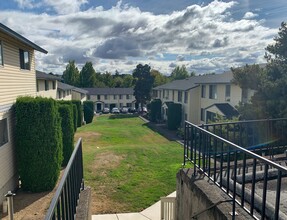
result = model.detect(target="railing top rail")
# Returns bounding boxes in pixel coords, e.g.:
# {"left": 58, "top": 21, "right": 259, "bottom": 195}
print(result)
{"left": 44, "top": 138, "right": 82, "bottom": 220}
{"left": 199, "top": 118, "right": 287, "bottom": 127}
{"left": 185, "top": 121, "right": 287, "bottom": 172}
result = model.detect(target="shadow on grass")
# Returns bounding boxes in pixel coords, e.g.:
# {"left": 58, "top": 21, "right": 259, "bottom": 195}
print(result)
{"left": 108, "top": 114, "right": 139, "bottom": 119}
{"left": 142, "top": 121, "right": 180, "bottom": 142}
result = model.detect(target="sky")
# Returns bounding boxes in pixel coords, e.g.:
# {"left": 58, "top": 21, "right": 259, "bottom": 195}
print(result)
{"left": 0, "top": 0, "right": 287, "bottom": 75}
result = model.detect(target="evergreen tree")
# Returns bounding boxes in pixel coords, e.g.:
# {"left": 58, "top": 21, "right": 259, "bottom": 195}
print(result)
{"left": 79, "top": 62, "right": 97, "bottom": 87}
{"left": 133, "top": 64, "right": 154, "bottom": 109}
{"left": 62, "top": 60, "right": 79, "bottom": 86}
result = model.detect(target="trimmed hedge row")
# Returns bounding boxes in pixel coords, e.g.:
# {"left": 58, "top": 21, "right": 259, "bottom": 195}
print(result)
{"left": 15, "top": 97, "right": 63, "bottom": 192}
{"left": 150, "top": 99, "right": 162, "bottom": 122}
{"left": 83, "top": 101, "right": 94, "bottom": 124}
{"left": 58, "top": 104, "right": 74, "bottom": 166}
{"left": 167, "top": 103, "right": 182, "bottom": 130}
{"left": 71, "top": 100, "right": 83, "bottom": 127}
{"left": 58, "top": 100, "right": 77, "bottom": 132}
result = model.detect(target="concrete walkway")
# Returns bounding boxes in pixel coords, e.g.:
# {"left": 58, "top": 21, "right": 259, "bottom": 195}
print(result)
{"left": 92, "top": 191, "right": 176, "bottom": 220}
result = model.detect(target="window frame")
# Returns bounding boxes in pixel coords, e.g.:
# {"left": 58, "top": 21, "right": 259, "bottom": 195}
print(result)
{"left": 0, "top": 118, "right": 9, "bottom": 147}
{"left": 45, "top": 80, "right": 49, "bottom": 91}
{"left": 19, "top": 49, "right": 31, "bottom": 70}
{"left": 209, "top": 85, "right": 217, "bottom": 99}
{"left": 225, "top": 84, "right": 231, "bottom": 101}
{"left": 201, "top": 85, "right": 206, "bottom": 98}
{"left": 184, "top": 91, "right": 188, "bottom": 103}
{"left": 0, "top": 41, "right": 3, "bottom": 66}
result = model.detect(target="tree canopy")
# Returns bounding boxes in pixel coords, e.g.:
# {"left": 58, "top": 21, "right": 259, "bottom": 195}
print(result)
{"left": 170, "top": 65, "right": 192, "bottom": 80}
{"left": 62, "top": 60, "right": 79, "bottom": 86}
{"left": 233, "top": 22, "right": 287, "bottom": 119}
{"left": 132, "top": 64, "right": 154, "bottom": 108}
{"left": 79, "top": 62, "right": 97, "bottom": 87}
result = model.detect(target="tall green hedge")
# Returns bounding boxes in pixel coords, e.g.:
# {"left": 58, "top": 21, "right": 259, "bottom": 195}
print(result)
{"left": 167, "top": 103, "right": 182, "bottom": 130}
{"left": 58, "top": 100, "right": 77, "bottom": 132}
{"left": 150, "top": 99, "right": 162, "bottom": 122}
{"left": 71, "top": 100, "right": 82, "bottom": 127}
{"left": 16, "top": 97, "right": 63, "bottom": 192}
{"left": 83, "top": 101, "right": 94, "bottom": 124}
{"left": 58, "top": 104, "right": 74, "bottom": 166}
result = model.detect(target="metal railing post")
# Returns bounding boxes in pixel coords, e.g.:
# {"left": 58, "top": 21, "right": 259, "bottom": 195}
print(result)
{"left": 5, "top": 191, "right": 15, "bottom": 220}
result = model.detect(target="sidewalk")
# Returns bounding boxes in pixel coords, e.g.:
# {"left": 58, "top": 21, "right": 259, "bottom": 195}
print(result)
{"left": 92, "top": 191, "right": 176, "bottom": 220}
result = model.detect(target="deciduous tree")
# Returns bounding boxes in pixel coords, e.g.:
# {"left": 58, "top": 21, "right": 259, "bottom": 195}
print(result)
{"left": 62, "top": 60, "right": 79, "bottom": 86}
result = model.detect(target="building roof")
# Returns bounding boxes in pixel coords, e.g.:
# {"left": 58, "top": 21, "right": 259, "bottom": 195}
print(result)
{"left": 58, "top": 82, "right": 74, "bottom": 91}
{"left": 85, "top": 87, "right": 134, "bottom": 95}
{"left": 206, "top": 103, "right": 239, "bottom": 118}
{"left": 72, "top": 87, "right": 88, "bottom": 94}
{"left": 195, "top": 71, "right": 233, "bottom": 84}
{"left": 0, "top": 23, "right": 48, "bottom": 54}
{"left": 153, "top": 77, "right": 200, "bottom": 91}
{"left": 36, "top": 70, "right": 62, "bottom": 81}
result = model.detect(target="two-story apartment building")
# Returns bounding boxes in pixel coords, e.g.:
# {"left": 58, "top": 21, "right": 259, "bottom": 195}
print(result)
{"left": 85, "top": 88, "right": 136, "bottom": 112}
{"left": 0, "top": 23, "right": 47, "bottom": 203}
{"left": 71, "top": 87, "right": 88, "bottom": 103}
{"left": 36, "top": 70, "right": 61, "bottom": 99}
{"left": 153, "top": 69, "right": 254, "bottom": 125}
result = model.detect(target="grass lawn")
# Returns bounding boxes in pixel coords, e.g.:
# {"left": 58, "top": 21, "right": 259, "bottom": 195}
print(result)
{"left": 75, "top": 114, "right": 183, "bottom": 214}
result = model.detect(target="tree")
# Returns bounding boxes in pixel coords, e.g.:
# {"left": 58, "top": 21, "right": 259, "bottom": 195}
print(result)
{"left": 79, "top": 62, "right": 97, "bottom": 87}
{"left": 233, "top": 22, "right": 287, "bottom": 119}
{"left": 151, "top": 69, "right": 169, "bottom": 87}
{"left": 132, "top": 64, "right": 154, "bottom": 109}
{"left": 122, "top": 74, "right": 134, "bottom": 87}
{"left": 170, "top": 65, "right": 191, "bottom": 80}
{"left": 62, "top": 60, "right": 79, "bottom": 86}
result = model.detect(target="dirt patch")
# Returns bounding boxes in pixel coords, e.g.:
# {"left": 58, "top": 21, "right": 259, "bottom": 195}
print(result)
{"left": 75, "top": 131, "right": 101, "bottom": 140}
{"left": 93, "top": 152, "right": 124, "bottom": 169}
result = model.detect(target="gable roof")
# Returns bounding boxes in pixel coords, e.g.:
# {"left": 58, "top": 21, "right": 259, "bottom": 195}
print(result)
{"left": 85, "top": 87, "right": 134, "bottom": 95}
{"left": 195, "top": 71, "right": 233, "bottom": 84}
{"left": 72, "top": 87, "right": 88, "bottom": 94}
{"left": 0, "top": 23, "right": 48, "bottom": 54}
{"left": 205, "top": 103, "right": 239, "bottom": 118}
{"left": 36, "top": 70, "right": 62, "bottom": 81}
{"left": 58, "top": 82, "right": 74, "bottom": 91}
{"left": 153, "top": 77, "right": 199, "bottom": 91}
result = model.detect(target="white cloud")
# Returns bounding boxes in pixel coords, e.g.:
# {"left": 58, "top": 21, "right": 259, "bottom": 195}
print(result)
{"left": 243, "top": 12, "right": 258, "bottom": 19}
{"left": 0, "top": 1, "right": 278, "bottom": 75}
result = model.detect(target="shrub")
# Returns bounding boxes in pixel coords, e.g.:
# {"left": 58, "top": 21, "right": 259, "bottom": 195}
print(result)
{"left": 58, "top": 104, "right": 74, "bottom": 166}
{"left": 71, "top": 100, "right": 82, "bottom": 127}
{"left": 58, "top": 100, "right": 77, "bottom": 132}
{"left": 150, "top": 99, "right": 162, "bottom": 122}
{"left": 15, "top": 97, "right": 63, "bottom": 192}
{"left": 167, "top": 103, "right": 182, "bottom": 130}
{"left": 83, "top": 101, "right": 94, "bottom": 124}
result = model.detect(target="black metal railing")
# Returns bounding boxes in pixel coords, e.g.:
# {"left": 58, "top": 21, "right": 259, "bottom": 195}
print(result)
{"left": 200, "top": 118, "right": 287, "bottom": 157}
{"left": 184, "top": 121, "right": 287, "bottom": 220}
{"left": 45, "top": 138, "right": 84, "bottom": 220}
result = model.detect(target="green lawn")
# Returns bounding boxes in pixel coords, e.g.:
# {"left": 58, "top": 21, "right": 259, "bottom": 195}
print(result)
{"left": 75, "top": 115, "right": 183, "bottom": 213}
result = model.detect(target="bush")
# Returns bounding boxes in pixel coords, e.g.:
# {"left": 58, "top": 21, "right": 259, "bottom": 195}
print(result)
{"left": 167, "top": 103, "right": 182, "bottom": 130}
{"left": 71, "top": 100, "right": 82, "bottom": 127}
{"left": 83, "top": 101, "right": 94, "bottom": 124}
{"left": 16, "top": 97, "right": 63, "bottom": 192}
{"left": 58, "top": 104, "right": 74, "bottom": 166}
{"left": 150, "top": 99, "right": 162, "bottom": 122}
{"left": 58, "top": 100, "right": 77, "bottom": 132}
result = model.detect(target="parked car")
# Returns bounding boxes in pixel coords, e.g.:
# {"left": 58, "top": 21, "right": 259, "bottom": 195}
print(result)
{"left": 111, "top": 107, "right": 120, "bottom": 114}
{"left": 129, "top": 107, "right": 137, "bottom": 113}
{"left": 138, "top": 107, "right": 148, "bottom": 113}
{"left": 121, "top": 107, "right": 129, "bottom": 114}
{"left": 102, "top": 107, "right": 110, "bottom": 114}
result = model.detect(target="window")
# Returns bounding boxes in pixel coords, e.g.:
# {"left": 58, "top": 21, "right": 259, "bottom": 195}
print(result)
{"left": 120, "top": 103, "right": 123, "bottom": 108}
{"left": 178, "top": 91, "right": 182, "bottom": 102}
{"left": 58, "top": 91, "right": 62, "bottom": 99}
{"left": 172, "top": 90, "right": 175, "bottom": 100}
{"left": 45, "top": 80, "right": 49, "bottom": 91}
{"left": 200, "top": 108, "right": 205, "bottom": 121}
{"left": 163, "top": 90, "right": 165, "bottom": 98}
{"left": 119, "top": 95, "right": 122, "bottom": 99}
{"left": 87, "top": 94, "right": 90, "bottom": 100}
{"left": 52, "top": 81, "right": 56, "bottom": 90}
{"left": 126, "top": 95, "right": 130, "bottom": 99}
{"left": 209, "top": 85, "right": 217, "bottom": 99}
{"left": 201, "top": 85, "right": 206, "bottom": 98}
{"left": 184, "top": 91, "right": 188, "bottom": 103}
{"left": 166, "top": 90, "right": 169, "bottom": 99}
{"left": 97, "top": 95, "right": 100, "bottom": 100}
{"left": 114, "top": 95, "right": 117, "bottom": 99}
{"left": 36, "top": 82, "right": 39, "bottom": 92}
{"left": 19, "top": 49, "right": 30, "bottom": 70}
{"left": 0, "top": 118, "right": 8, "bottom": 147}
{"left": 104, "top": 95, "right": 108, "bottom": 100}
{"left": 0, "top": 41, "right": 3, "bottom": 66}
{"left": 225, "top": 85, "right": 231, "bottom": 101}
{"left": 206, "top": 111, "right": 216, "bottom": 122}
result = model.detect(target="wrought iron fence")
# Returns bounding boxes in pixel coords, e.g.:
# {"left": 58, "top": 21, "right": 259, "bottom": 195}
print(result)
{"left": 45, "top": 138, "right": 84, "bottom": 220}
{"left": 184, "top": 121, "right": 287, "bottom": 220}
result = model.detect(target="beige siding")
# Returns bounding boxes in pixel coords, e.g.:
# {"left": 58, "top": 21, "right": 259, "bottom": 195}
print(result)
{"left": 187, "top": 87, "right": 200, "bottom": 124}
{"left": 0, "top": 32, "right": 36, "bottom": 106}
{"left": 72, "top": 91, "right": 87, "bottom": 103}
{"left": 0, "top": 110, "right": 18, "bottom": 203}
{"left": 36, "top": 79, "right": 57, "bottom": 99}
{"left": 89, "top": 94, "right": 136, "bottom": 109}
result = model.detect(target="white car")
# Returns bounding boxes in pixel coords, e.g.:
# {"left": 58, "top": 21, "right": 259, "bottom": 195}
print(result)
{"left": 111, "top": 107, "right": 120, "bottom": 114}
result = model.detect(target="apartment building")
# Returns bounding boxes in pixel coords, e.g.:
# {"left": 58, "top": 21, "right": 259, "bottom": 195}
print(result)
{"left": 153, "top": 70, "right": 254, "bottom": 125}
{"left": 0, "top": 23, "right": 47, "bottom": 203}
{"left": 85, "top": 88, "right": 136, "bottom": 112}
